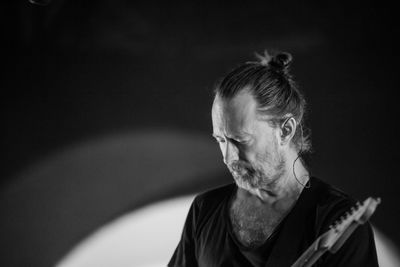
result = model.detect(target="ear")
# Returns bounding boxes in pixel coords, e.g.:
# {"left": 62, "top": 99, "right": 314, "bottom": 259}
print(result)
{"left": 280, "top": 117, "right": 297, "bottom": 146}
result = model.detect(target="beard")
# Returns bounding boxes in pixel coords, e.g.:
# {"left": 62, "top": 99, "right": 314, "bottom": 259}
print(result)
{"left": 229, "top": 161, "right": 257, "bottom": 188}
{"left": 228, "top": 149, "right": 286, "bottom": 192}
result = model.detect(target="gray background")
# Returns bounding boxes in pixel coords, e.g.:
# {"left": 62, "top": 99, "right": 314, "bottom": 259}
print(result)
{"left": 1, "top": 1, "right": 397, "bottom": 266}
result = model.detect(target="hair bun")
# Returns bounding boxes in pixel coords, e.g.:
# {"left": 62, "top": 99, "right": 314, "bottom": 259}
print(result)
{"left": 256, "top": 50, "right": 293, "bottom": 74}
{"left": 273, "top": 52, "right": 292, "bottom": 69}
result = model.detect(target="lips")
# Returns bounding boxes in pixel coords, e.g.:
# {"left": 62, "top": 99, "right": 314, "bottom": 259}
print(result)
{"left": 229, "top": 164, "right": 244, "bottom": 175}
{"left": 230, "top": 161, "right": 246, "bottom": 171}
{"left": 229, "top": 166, "right": 251, "bottom": 181}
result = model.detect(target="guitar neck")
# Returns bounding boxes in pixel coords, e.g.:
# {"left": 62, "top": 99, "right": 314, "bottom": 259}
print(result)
{"left": 290, "top": 235, "right": 328, "bottom": 267}
{"left": 291, "top": 196, "right": 380, "bottom": 267}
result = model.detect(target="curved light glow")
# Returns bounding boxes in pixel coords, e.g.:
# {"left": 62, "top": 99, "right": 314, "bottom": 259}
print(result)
{"left": 56, "top": 196, "right": 399, "bottom": 267}
{"left": 56, "top": 195, "right": 195, "bottom": 267}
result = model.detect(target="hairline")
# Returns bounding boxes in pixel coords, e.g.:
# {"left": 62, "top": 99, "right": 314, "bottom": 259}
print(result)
{"left": 214, "top": 87, "right": 289, "bottom": 128}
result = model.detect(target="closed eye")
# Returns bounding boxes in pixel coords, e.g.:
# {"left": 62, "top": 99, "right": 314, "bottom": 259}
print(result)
{"left": 212, "top": 134, "right": 225, "bottom": 143}
{"left": 232, "top": 139, "right": 249, "bottom": 146}
{"left": 212, "top": 134, "right": 250, "bottom": 145}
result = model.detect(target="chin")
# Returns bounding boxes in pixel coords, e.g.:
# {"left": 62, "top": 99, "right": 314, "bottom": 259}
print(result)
{"left": 234, "top": 170, "right": 283, "bottom": 193}
{"left": 233, "top": 174, "right": 260, "bottom": 192}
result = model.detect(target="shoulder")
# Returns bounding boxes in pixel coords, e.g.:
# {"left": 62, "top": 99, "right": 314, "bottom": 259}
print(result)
{"left": 309, "top": 178, "right": 379, "bottom": 265}
{"left": 310, "top": 177, "right": 359, "bottom": 233}
{"left": 312, "top": 177, "right": 357, "bottom": 207}
{"left": 183, "top": 183, "right": 235, "bottom": 235}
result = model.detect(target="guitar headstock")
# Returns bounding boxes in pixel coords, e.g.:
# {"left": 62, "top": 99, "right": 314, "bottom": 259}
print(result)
{"left": 319, "top": 197, "right": 381, "bottom": 250}
{"left": 353, "top": 197, "right": 381, "bottom": 224}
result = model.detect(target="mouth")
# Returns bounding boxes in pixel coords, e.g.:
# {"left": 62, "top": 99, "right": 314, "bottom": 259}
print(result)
{"left": 228, "top": 162, "right": 254, "bottom": 176}
{"left": 229, "top": 163, "right": 254, "bottom": 180}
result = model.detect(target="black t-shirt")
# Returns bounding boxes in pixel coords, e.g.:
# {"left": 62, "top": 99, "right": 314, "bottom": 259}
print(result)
{"left": 168, "top": 177, "right": 379, "bottom": 267}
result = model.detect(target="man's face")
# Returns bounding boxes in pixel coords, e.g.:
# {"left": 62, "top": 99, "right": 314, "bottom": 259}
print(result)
{"left": 211, "top": 90, "right": 286, "bottom": 192}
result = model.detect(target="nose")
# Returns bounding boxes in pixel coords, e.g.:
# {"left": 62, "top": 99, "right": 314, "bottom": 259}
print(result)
{"left": 222, "top": 141, "right": 239, "bottom": 165}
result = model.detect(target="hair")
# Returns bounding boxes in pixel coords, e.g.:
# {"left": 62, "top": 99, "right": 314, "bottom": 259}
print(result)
{"left": 214, "top": 49, "right": 311, "bottom": 154}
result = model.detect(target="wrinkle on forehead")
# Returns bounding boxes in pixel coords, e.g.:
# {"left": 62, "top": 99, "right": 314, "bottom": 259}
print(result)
{"left": 212, "top": 91, "right": 258, "bottom": 138}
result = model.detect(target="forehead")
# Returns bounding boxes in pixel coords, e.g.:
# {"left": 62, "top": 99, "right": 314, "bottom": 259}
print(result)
{"left": 212, "top": 90, "right": 259, "bottom": 136}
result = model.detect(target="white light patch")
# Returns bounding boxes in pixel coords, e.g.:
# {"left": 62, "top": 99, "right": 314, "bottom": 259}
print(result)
{"left": 374, "top": 227, "right": 400, "bottom": 267}
{"left": 56, "top": 195, "right": 195, "bottom": 267}
{"left": 56, "top": 194, "right": 400, "bottom": 267}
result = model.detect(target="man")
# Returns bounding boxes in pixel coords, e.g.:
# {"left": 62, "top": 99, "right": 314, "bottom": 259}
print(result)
{"left": 168, "top": 50, "right": 378, "bottom": 266}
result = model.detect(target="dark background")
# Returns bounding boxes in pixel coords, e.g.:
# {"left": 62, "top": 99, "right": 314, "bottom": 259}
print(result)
{"left": 1, "top": 1, "right": 398, "bottom": 266}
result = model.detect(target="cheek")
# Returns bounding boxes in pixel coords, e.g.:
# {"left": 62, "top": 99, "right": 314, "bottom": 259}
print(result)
{"left": 240, "top": 144, "right": 265, "bottom": 165}
{"left": 241, "top": 130, "right": 278, "bottom": 163}
{"left": 253, "top": 138, "right": 278, "bottom": 163}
